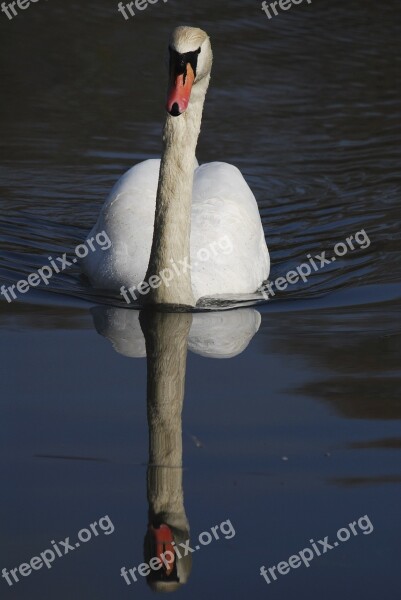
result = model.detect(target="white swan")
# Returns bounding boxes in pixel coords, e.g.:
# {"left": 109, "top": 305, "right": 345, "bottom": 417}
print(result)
{"left": 82, "top": 26, "right": 270, "bottom": 307}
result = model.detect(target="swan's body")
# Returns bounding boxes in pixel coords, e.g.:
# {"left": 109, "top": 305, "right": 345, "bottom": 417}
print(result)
{"left": 83, "top": 159, "right": 269, "bottom": 301}
{"left": 82, "top": 26, "right": 269, "bottom": 306}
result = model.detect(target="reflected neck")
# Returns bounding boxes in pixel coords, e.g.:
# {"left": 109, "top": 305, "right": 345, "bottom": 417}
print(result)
{"left": 140, "top": 311, "right": 192, "bottom": 522}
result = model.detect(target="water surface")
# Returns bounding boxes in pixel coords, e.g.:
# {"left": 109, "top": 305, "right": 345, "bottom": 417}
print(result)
{"left": 0, "top": 0, "right": 400, "bottom": 598}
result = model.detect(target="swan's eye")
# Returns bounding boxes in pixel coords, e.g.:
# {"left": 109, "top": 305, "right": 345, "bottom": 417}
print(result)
{"left": 169, "top": 47, "right": 201, "bottom": 79}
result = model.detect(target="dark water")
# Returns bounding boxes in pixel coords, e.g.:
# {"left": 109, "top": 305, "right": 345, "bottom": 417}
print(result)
{"left": 0, "top": 0, "right": 400, "bottom": 598}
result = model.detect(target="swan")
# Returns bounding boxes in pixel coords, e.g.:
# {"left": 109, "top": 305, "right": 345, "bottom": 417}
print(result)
{"left": 82, "top": 26, "right": 270, "bottom": 307}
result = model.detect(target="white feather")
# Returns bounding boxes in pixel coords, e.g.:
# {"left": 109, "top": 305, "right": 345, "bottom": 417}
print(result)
{"left": 82, "top": 158, "right": 270, "bottom": 301}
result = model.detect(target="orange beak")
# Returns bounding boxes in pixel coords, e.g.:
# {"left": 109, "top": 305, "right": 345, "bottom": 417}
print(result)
{"left": 166, "top": 63, "right": 195, "bottom": 117}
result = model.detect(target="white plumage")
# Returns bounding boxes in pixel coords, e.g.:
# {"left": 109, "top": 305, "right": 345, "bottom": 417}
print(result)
{"left": 82, "top": 158, "right": 269, "bottom": 301}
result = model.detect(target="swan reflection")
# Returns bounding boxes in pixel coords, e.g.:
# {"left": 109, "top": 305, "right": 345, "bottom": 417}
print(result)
{"left": 91, "top": 307, "right": 260, "bottom": 591}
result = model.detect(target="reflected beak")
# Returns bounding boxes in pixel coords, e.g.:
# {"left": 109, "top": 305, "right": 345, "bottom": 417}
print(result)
{"left": 166, "top": 63, "right": 195, "bottom": 117}
{"left": 150, "top": 524, "right": 175, "bottom": 576}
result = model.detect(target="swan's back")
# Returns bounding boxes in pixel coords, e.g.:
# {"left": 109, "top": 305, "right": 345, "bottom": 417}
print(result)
{"left": 82, "top": 159, "right": 269, "bottom": 300}
{"left": 82, "top": 159, "right": 160, "bottom": 288}
{"left": 190, "top": 162, "right": 269, "bottom": 299}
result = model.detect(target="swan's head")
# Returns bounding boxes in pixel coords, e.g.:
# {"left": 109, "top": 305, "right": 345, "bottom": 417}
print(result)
{"left": 166, "top": 26, "right": 212, "bottom": 117}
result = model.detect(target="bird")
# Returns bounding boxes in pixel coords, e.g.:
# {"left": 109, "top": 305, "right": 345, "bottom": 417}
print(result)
{"left": 81, "top": 26, "right": 270, "bottom": 308}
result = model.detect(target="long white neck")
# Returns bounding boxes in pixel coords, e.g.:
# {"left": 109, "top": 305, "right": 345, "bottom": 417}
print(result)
{"left": 146, "top": 75, "right": 210, "bottom": 306}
